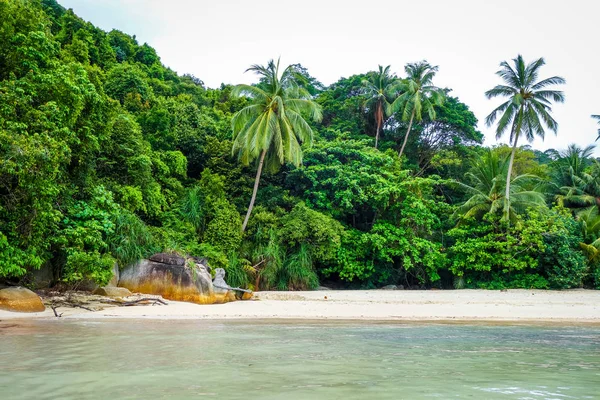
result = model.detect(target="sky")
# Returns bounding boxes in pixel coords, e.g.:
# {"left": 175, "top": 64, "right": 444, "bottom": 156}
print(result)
{"left": 59, "top": 0, "right": 600, "bottom": 154}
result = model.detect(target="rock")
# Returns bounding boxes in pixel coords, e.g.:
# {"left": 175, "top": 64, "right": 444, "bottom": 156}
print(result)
{"left": 93, "top": 286, "right": 132, "bottom": 298}
{"left": 108, "top": 262, "right": 120, "bottom": 287}
{"left": 381, "top": 285, "right": 398, "bottom": 290}
{"left": 0, "top": 287, "right": 45, "bottom": 313}
{"left": 317, "top": 286, "right": 332, "bottom": 291}
{"left": 118, "top": 255, "right": 224, "bottom": 304}
{"left": 212, "top": 268, "right": 236, "bottom": 303}
{"left": 148, "top": 253, "right": 186, "bottom": 266}
{"left": 241, "top": 292, "right": 253, "bottom": 300}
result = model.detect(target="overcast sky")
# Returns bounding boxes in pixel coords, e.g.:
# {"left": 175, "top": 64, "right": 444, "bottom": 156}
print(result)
{"left": 59, "top": 0, "right": 600, "bottom": 154}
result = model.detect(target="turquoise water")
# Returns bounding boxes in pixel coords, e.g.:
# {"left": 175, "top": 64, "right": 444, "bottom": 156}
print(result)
{"left": 0, "top": 320, "right": 598, "bottom": 399}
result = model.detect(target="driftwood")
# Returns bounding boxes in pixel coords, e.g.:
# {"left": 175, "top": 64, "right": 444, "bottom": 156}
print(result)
{"left": 51, "top": 305, "right": 63, "bottom": 318}
{"left": 213, "top": 284, "right": 253, "bottom": 294}
{"left": 117, "top": 297, "right": 167, "bottom": 306}
{"left": 100, "top": 297, "right": 167, "bottom": 306}
{"left": 46, "top": 294, "right": 168, "bottom": 316}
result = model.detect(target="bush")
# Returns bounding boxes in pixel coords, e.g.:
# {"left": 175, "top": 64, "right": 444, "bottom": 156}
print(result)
{"left": 538, "top": 213, "right": 588, "bottom": 289}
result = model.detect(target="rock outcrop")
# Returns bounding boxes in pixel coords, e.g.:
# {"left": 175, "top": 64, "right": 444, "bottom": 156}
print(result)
{"left": 118, "top": 253, "right": 226, "bottom": 304}
{"left": 0, "top": 287, "right": 45, "bottom": 313}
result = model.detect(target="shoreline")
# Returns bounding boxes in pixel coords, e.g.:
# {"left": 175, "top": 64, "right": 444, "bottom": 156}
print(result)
{"left": 1, "top": 289, "right": 599, "bottom": 325}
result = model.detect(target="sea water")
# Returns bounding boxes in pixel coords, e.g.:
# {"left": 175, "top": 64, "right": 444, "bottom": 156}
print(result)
{"left": 0, "top": 320, "right": 598, "bottom": 399}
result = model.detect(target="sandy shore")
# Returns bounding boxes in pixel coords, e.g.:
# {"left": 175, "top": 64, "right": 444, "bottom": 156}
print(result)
{"left": 1, "top": 289, "right": 599, "bottom": 324}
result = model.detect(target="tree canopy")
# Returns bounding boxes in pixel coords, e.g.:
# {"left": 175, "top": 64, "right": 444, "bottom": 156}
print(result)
{"left": 0, "top": 0, "right": 598, "bottom": 291}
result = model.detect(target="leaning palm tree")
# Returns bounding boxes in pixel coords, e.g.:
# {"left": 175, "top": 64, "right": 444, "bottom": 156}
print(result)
{"left": 453, "top": 150, "right": 546, "bottom": 223}
{"left": 485, "top": 55, "right": 565, "bottom": 222}
{"left": 593, "top": 115, "right": 600, "bottom": 141}
{"left": 391, "top": 61, "right": 445, "bottom": 159}
{"left": 232, "top": 59, "right": 323, "bottom": 232}
{"left": 361, "top": 65, "right": 398, "bottom": 148}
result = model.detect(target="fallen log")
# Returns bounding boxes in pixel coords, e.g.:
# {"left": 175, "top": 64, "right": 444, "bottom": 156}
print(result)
{"left": 213, "top": 284, "right": 253, "bottom": 294}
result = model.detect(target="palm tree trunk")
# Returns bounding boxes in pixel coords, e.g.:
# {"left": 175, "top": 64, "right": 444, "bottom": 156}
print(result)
{"left": 375, "top": 103, "right": 382, "bottom": 149}
{"left": 398, "top": 109, "right": 416, "bottom": 158}
{"left": 241, "top": 149, "right": 267, "bottom": 232}
{"left": 504, "top": 134, "right": 519, "bottom": 223}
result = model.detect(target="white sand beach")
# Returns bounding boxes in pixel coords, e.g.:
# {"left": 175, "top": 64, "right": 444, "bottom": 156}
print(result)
{"left": 1, "top": 289, "right": 599, "bottom": 324}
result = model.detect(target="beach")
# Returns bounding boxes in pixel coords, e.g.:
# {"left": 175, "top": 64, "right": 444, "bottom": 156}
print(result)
{"left": 1, "top": 289, "right": 599, "bottom": 324}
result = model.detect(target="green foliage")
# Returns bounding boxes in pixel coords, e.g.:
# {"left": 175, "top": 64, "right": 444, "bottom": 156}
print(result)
{"left": 225, "top": 251, "right": 252, "bottom": 289}
{"left": 453, "top": 149, "right": 546, "bottom": 223}
{"left": 107, "top": 210, "right": 156, "bottom": 267}
{"left": 279, "top": 203, "right": 343, "bottom": 263}
{"left": 280, "top": 244, "right": 319, "bottom": 290}
{"left": 448, "top": 209, "right": 589, "bottom": 289}
{"left": 0, "top": 1, "right": 597, "bottom": 291}
{"left": 538, "top": 214, "right": 587, "bottom": 289}
{"left": 204, "top": 200, "right": 242, "bottom": 255}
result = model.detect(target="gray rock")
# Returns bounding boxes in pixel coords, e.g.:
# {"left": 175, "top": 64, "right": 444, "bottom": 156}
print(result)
{"left": 148, "top": 253, "right": 186, "bottom": 266}
{"left": 119, "top": 255, "right": 215, "bottom": 303}
{"left": 0, "top": 287, "right": 45, "bottom": 313}
{"left": 212, "top": 268, "right": 229, "bottom": 294}
{"left": 381, "top": 285, "right": 398, "bottom": 290}
{"left": 212, "top": 268, "right": 236, "bottom": 302}
{"left": 317, "top": 286, "right": 332, "bottom": 291}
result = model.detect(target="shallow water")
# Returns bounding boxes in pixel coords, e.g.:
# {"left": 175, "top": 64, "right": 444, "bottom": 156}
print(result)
{"left": 0, "top": 320, "right": 599, "bottom": 399}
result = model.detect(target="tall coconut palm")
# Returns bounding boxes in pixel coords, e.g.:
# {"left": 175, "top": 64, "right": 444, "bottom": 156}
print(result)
{"left": 593, "top": 115, "right": 600, "bottom": 141}
{"left": 454, "top": 150, "right": 546, "bottom": 223}
{"left": 361, "top": 65, "right": 398, "bottom": 148}
{"left": 391, "top": 61, "right": 445, "bottom": 159}
{"left": 485, "top": 55, "right": 565, "bottom": 222}
{"left": 232, "top": 59, "right": 322, "bottom": 232}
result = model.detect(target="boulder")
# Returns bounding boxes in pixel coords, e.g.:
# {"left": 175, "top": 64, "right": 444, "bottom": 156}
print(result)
{"left": 93, "top": 286, "right": 132, "bottom": 298}
{"left": 118, "top": 254, "right": 224, "bottom": 304}
{"left": 0, "top": 287, "right": 45, "bottom": 313}
{"left": 212, "top": 268, "right": 236, "bottom": 303}
{"left": 381, "top": 285, "right": 398, "bottom": 290}
{"left": 149, "top": 253, "right": 186, "bottom": 265}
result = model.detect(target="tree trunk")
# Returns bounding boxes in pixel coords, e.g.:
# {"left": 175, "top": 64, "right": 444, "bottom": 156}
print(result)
{"left": 241, "top": 149, "right": 267, "bottom": 232}
{"left": 398, "top": 109, "right": 415, "bottom": 159}
{"left": 375, "top": 102, "right": 382, "bottom": 148}
{"left": 504, "top": 133, "right": 519, "bottom": 223}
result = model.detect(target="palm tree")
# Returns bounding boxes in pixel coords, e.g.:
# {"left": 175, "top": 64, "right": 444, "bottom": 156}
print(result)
{"left": 593, "top": 115, "right": 600, "bottom": 141}
{"left": 232, "top": 59, "right": 323, "bottom": 232}
{"left": 391, "top": 61, "right": 445, "bottom": 159}
{"left": 551, "top": 144, "right": 600, "bottom": 209}
{"left": 485, "top": 55, "right": 565, "bottom": 222}
{"left": 454, "top": 150, "right": 546, "bottom": 223}
{"left": 361, "top": 65, "right": 398, "bottom": 148}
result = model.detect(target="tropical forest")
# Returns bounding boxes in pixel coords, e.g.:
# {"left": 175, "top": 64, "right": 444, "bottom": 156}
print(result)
{"left": 2, "top": 0, "right": 600, "bottom": 293}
